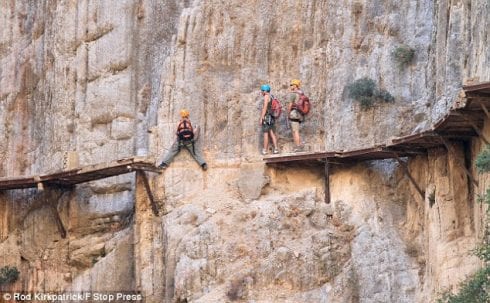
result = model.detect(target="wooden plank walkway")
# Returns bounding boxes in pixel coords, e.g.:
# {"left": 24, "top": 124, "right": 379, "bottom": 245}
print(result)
{"left": 0, "top": 157, "right": 161, "bottom": 190}
{"left": 265, "top": 81, "right": 490, "bottom": 204}
{"left": 0, "top": 157, "right": 162, "bottom": 238}
{"left": 264, "top": 81, "right": 490, "bottom": 165}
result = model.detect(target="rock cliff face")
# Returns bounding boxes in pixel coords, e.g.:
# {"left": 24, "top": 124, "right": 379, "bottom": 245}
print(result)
{"left": 0, "top": 0, "right": 489, "bottom": 302}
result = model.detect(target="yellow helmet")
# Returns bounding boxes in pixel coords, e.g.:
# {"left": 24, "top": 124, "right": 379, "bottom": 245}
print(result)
{"left": 180, "top": 109, "right": 190, "bottom": 118}
{"left": 290, "top": 79, "right": 301, "bottom": 87}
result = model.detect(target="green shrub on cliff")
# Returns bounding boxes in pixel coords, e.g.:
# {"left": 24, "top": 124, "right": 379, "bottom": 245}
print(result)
{"left": 346, "top": 77, "right": 394, "bottom": 110}
{"left": 476, "top": 145, "right": 490, "bottom": 173}
{"left": 438, "top": 267, "right": 490, "bottom": 303}
{"left": 0, "top": 266, "right": 19, "bottom": 285}
{"left": 392, "top": 45, "right": 415, "bottom": 69}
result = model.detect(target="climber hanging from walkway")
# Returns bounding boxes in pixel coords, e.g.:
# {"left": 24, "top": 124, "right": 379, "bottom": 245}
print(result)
{"left": 288, "top": 79, "right": 310, "bottom": 152}
{"left": 158, "top": 109, "right": 208, "bottom": 170}
{"left": 259, "top": 84, "right": 279, "bottom": 155}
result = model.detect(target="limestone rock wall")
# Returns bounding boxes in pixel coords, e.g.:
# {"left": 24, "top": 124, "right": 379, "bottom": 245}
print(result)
{"left": 0, "top": 0, "right": 489, "bottom": 302}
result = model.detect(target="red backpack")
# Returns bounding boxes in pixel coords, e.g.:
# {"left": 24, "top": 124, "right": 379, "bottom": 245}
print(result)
{"left": 296, "top": 92, "right": 311, "bottom": 115}
{"left": 177, "top": 119, "right": 194, "bottom": 141}
{"left": 270, "top": 95, "right": 282, "bottom": 118}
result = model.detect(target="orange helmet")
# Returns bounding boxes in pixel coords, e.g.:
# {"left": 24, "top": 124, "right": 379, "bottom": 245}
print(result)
{"left": 180, "top": 109, "right": 190, "bottom": 118}
{"left": 290, "top": 79, "right": 301, "bottom": 87}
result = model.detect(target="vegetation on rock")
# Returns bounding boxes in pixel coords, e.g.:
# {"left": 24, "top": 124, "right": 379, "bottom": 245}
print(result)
{"left": 476, "top": 146, "right": 490, "bottom": 173}
{"left": 392, "top": 45, "right": 415, "bottom": 69}
{"left": 0, "top": 266, "right": 19, "bottom": 285}
{"left": 346, "top": 77, "right": 394, "bottom": 110}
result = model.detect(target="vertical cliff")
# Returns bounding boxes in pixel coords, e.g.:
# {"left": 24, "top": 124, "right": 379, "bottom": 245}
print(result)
{"left": 0, "top": 0, "right": 489, "bottom": 302}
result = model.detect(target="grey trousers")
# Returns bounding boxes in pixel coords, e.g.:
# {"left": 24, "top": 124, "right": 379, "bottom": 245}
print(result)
{"left": 161, "top": 140, "right": 206, "bottom": 166}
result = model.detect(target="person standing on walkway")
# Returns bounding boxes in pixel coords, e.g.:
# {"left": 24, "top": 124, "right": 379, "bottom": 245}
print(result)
{"left": 288, "top": 79, "right": 304, "bottom": 152}
{"left": 158, "top": 109, "right": 207, "bottom": 170}
{"left": 259, "top": 84, "right": 279, "bottom": 155}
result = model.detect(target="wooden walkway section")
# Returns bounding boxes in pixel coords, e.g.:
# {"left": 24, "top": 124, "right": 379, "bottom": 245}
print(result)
{"left": 265, "top": 81, "right": 490, "bottom": 203}
{"left": 0, "top": 157, "right": 162, "bottom": 238}
{"left": 0, "top": 157, "right": 161, "bottom": 190}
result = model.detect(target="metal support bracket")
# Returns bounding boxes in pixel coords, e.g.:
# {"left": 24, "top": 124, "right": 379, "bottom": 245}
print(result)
{"left": 137, "top": 170, "right": 159, "bottom": 216}
{"left": 392, "top": 153, "right": 425, "bottom": 200}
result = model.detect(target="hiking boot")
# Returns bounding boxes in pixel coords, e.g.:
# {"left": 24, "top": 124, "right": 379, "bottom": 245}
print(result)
{"left": 261, "top": 149, "right": 268, "bottom": 155}
{"left": 273, "top": 148, "right": 279, "bottom": 154}
{"left": 201, "top": 163, "right": 208, "bottom": 171}
{"left": 158, "top": 162, "right": 168, "bottom": 169}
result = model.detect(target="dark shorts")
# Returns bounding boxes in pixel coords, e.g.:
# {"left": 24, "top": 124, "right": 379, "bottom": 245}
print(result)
{"left": 262, "top": 122, "right": 275, "bottom": 132}
{"left": 262, "top": 115, "right": 275, "bottom": 132}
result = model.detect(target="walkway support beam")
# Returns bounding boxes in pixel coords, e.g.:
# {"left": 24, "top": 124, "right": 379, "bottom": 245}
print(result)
{"left": 324, "top": 160, "right": 330, "bottom": 204}
{"left": 392, "top": 153, "right": 425, "bottom": 200}
{"left": 478, "top": 100, "right": 490, "bottom": 119}
{"left": 439, "top": 137, "right": 479, "bottom": 187}
{"left": 50, "top": 204, "right": 67, "bottom": 238}
{"left": 45, "top": 188, "right": 68, "bottom": 239}
{"left": 137, "top": 170, "right": 159, "bottom": 216}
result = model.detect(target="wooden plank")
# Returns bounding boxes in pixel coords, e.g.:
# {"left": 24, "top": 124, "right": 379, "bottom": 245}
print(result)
{"left": 448, "top": 110, "right": 485, "bottom": 119}
{"left": 391, "top": 131, "right": 438, "bottom": 144}
{"left": 465, "top": 92, "right": 490, "bottom": 98}
{"left": 0, "top": 158, "right": 160, "bottom": 190}
{"left": 439, "top": 129, "right": 479, "bottom": 136}
{"left": 264, "top": 152, "right": 333, "bottom": 163}
{"left": 439, "top": 119, "right": 484, "bottom": 127}
{"left": 452, "top": 112, "right": 490, "bottom": 144}
{"left": 138, "top": 170, "right": 159, "bottom": 216}
{"left": 385, "top": 146, "right": 427, "bottom": 155}
{"left": 0, "top": 176, "right": 38, "bottom": 188}
{"left": 463, "top": 81, "right": 490, "bottom": 92}
{"left": 132, "top": 163, "right": 163, "bottom": 173}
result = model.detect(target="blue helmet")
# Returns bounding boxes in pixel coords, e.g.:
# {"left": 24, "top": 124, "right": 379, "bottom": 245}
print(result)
{"left": 260, "top": 84, "right": 271, "bottom": 92}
